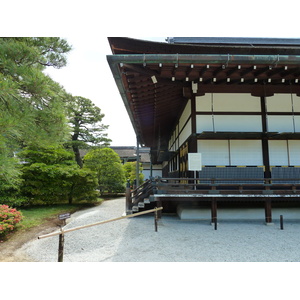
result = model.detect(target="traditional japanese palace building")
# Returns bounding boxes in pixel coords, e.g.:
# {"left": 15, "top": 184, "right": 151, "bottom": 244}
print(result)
{"left": 107, "top": 37, "right": 300, "bottom": 223}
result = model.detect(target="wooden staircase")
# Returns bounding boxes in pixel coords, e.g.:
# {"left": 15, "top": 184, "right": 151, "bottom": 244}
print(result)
{"left": 126, "top": 179, "right": 156, "bottom": 214}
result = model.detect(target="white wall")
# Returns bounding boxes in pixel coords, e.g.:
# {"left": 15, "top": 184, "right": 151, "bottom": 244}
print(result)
{"left": 230, "top": 140, "right": 263, "bottom": 165}
{"left": 179, "top": 100, "right": 191, "bottom": 131}
{"left": 179, "top": 118, "right": 192, "bottom": 146}
{"left": 198, "top": 140, "right": 229, "bottom": 165}
{"left": 196, "top": 93, "right": 261, "bottom": 112}
{"left": 267, "top": 116, "right": 295, "bottom": 132}
{"left": 269, "top": 140, "right": 300, "bottom": 166}
{"left": 198, "top": 140, "right": 263, "bottom": 166}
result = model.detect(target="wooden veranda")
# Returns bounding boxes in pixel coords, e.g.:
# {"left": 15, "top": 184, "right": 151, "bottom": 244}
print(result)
{"left": 126, "top": 177, "right": 300, "bottom": 223}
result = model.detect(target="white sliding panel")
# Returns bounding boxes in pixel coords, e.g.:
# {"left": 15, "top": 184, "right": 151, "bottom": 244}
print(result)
{"left": 197, "top": 140, "right": 229, "bottom": 165}
{"left": 293, "top": 116, "right": 300, "bottom": 132}
{"left": 196, "top": 94, "right": 212, "bottom": 112}
{"left": 230, "top": 140, "right": 263, "bottom": 166}
{"left": 288, "top": 140, "right": 300, "bottom": 165}
{"left": 292, "top": 94, "right": 300, "bottom": 112}
{"left": 179, "top": 100, "right": 191, "bottom": 131}
{"left": 214, "top": 115, "right": 262, "bottom": 132}
{"left": 267, "top": 116, "right": 294, "bottom": 132}
{"left": 213, "top": 93, "right": 261, "bottom": 112}
{"left": 196, "top": 115, "right": 214, "bottom": 132}
{"left": 266, "top": 94, "right": 293, "bottom": 112}
{"left": 269, "top": 140, "right": 288, "bottom": 166}
{"left": 179, "top": 119, "right": 192, "bottom": 146}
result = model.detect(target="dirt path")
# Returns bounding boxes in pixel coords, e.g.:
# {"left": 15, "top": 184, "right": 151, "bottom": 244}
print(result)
{"left": 0, "top": 217, "right": 59, "bottom": 262}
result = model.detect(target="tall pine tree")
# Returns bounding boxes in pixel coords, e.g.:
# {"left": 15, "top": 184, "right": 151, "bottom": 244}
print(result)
{"left": 66, "top": 95, "right": 111, "bottom": 167}
{"left": 0, "top": 37, "right": 72, "bottom": 193}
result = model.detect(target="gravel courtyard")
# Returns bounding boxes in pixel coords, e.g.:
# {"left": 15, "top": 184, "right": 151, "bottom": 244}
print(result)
{"left": 22, "top": 197, "right": 300, "bottom": 262}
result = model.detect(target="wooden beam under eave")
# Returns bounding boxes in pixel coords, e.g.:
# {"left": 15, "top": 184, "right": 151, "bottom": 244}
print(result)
{"left": 195, "top": 83, "right": 300, "bottom": 96}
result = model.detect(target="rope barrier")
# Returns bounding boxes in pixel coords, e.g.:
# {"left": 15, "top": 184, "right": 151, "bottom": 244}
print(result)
{"left": 38, "top": 207, "right": 163, "bottom": 240}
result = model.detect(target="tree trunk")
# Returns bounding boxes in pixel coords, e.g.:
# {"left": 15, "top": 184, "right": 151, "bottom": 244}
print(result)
{"left": 68, "top": 184, "right": 75, "bottom": 205}
{"left": 72, "top": 144, "right": 83, "bottom": 168}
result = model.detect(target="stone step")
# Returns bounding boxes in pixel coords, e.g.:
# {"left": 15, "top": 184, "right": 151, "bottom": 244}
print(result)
{"left": 138, "top": 202, "right": 145, "bottom": 208}
{"left": 149, "top": 195, "right": 156, "bottom": 202}
{"left": 132, "top": 206, "right": 139, "bottom": 212}
{"left": 144, "top": 198, "right": 150, "bottom": 204}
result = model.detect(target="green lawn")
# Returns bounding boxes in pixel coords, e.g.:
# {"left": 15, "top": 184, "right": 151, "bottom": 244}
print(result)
{"left": 17, "top": 200, "right": 103, "bottom": 231}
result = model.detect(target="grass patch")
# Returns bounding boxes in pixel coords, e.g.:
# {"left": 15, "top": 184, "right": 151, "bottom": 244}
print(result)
{"left": 17, "top": 199, "right": 104, "bottom": 231}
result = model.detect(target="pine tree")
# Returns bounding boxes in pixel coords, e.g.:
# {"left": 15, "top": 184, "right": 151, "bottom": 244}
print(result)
{"left": 66, "top": 95, "right": 111, "bottom": 167}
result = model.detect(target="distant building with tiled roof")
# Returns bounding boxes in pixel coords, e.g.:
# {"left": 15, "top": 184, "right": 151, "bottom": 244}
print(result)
{"left": 79, "top": 146, "right": 162, "bottom": 179}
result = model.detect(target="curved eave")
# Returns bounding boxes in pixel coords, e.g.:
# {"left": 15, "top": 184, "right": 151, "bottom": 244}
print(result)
{"left": 108, "top": 37, "right": 300, "bottom": 55}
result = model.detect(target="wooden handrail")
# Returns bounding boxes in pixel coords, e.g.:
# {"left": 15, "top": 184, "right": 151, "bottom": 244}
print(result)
{"left": 155, "top": 177, "right": 300, "bottom": 182}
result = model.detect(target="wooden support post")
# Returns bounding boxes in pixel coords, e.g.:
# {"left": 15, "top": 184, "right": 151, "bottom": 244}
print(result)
{"left": 265, "top": 199, "right": 272, "bottom": 224}
{"left": 58, "top": 228, "right": 64, "bottom": 262}
{"left": 280, "top": 215, "right": 284, "bottom": 230}
{"left": 154, "top": 208, "right": 158, "bottom": 232}
{"left": 136, "top": 136, "right": 140, "bottom": 187}
{"left": 157, "top": 199, "right": 162, "bottom": 219}
{"left": 211, "top": 198, "right": 217, "bottom": 225}
{"left": 125, "top": 180, "right": 131, "bottom": 213}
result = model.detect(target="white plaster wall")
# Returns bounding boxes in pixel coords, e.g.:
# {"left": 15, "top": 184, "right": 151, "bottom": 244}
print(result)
{"left": 266, "top": 94, "right": 293, "bottom": 112}
{"left": 196, "top": 93, "right": 261, "bottom": 112}
{"left": 196, "top": 115, "right": 214, "bottom": 132}
{"left": 197, "top": 140, "right": 229, "bottom": 165}
{"left": 268, "top": 140, "right": 289, "bottom": 166}
{"left": 196, "top": 94, "right": 212, "bottom": 112}
{"left": 179, "top": 118, "right": 192, "bottom": 146}
{"left": 230, "top": 140, "right": 263, "bottom": 165}
{"left": 288, "top": 140, "right": 300, "bottom": 165}
{"left": 198, "top": 140, "right": 263, "bottom": 166}
{"left": 213, "top": 93, "right": 261, "bottom": 112}
{"left": 214, "top": 115, "right": 262, "bottom": 132}
{"left": 292, "top": 95, "right": 300, "bottom": 112}
{"left": 179, "top": 100, "right": 191, "bottom": 131}
{"left": 267, "top": 116, "right": 295, "bottom": 132}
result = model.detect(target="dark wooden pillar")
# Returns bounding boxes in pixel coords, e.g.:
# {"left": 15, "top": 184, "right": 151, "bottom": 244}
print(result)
{"left": 190, "top": 95, "right": 197, "bottom": 152}
{"left": 157, "top": 198, "right": 162, "bottom": 219}
{"left": 260, "top": 96, "right": 271, "bottom": 178}
{"left": 125, "top": 180, "right": 132, "bottom": 214}
{"left": 265, "top": 199, "right": 272, "bottom": 223}
{"left": 136, "top": 136, "right": 140, "bottom": 187}
{"left": 211, "top": 197, "right": 217, "bottom": 224}
{"left": 189, "top": 95, "right": 198, "bottom": 179}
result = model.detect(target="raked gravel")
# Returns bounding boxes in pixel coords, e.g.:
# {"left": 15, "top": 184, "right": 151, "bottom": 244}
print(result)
{"left": 22, "top": 198, "right": 300, "bottom": 262}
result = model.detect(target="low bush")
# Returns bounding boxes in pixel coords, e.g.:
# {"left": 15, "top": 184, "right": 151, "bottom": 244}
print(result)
{"left": 0, "top": 205, "right": 23, "bottom": 240}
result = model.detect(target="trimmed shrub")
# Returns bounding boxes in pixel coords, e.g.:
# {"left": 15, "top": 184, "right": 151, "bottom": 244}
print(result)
{"left": 19, "top": 146, "right": 98, "bottom": 205}
{"left": 0, "top": 205, "right": 23, "bottom": 239}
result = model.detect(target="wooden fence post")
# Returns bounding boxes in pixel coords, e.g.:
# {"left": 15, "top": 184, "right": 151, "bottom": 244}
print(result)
{"left": 265, "top": 199, "right": 272, "bottom": 223}
{"left": 280, "top": 215, "right": 284, "bottom": 230}
{"left": 154, "top": 208, "right": 158, "bottom": 232}
{"left": 214, "top": 217, "right": 217, "bottom": 230}
{"left": 125, "top": 179, "right": 131, "bottom": 214}
{"left": 58, "top": 228, "right": 64, "bottom": 262}
{"left": 211, "top": 198, "right": 217, "bottom": 225}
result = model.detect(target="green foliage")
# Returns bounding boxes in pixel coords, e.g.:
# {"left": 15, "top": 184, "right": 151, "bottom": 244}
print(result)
{"left": 19, "top": 146, "right": 98, "bottom": 204}
{"left": 84, "top": 148, "right": 126, "bottom": 194}
{"left": 0, "top": 37, "right": 72, "bottom": 194}
{"left": 123, "top": 161, "right": 144, "bottom": 186}
{"left": 0, "top": 205, "right": 23, "bottom": 240}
